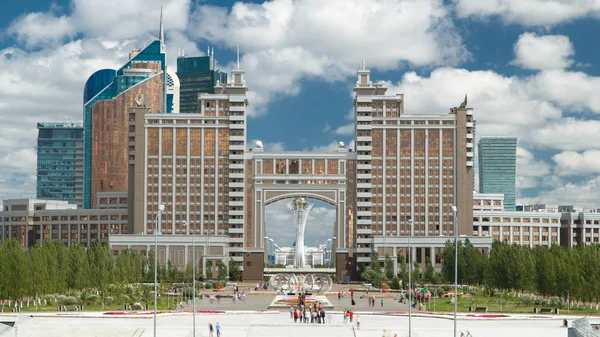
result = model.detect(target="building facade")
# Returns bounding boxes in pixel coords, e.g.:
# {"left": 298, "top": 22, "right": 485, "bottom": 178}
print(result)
{"left": 275, "top": 246, "right": 325, "bottom": 266}
{"left": 478, "top": 136, "right": 517, "bottom": 211}
{"left": 83, "top": 38, "right": 167, "bottom": 209}
{"left": 176, "top": 53, "right": 228, "bottom": 114}
{"left": 0, "top": 194, "right": 127, "bottom": 248}
{"left": 36, "top": 122, "right": 84, "bottom": 207}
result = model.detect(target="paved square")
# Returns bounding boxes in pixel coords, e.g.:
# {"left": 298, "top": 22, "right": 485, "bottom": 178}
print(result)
{"left": 0, "top": 311, "right": 570, "bottom": 337}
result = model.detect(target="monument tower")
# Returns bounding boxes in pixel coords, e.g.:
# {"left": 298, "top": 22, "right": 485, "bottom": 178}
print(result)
{"left": 287, "top": 197, "right": 314, "bottom": 268}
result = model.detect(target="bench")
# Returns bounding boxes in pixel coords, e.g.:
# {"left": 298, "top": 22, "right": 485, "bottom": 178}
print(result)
{"left": 63, "top": 305, "right": 79, "bottom": 312}
{"left": 470, "top": 306, "right": 488, "bottom": 313}
{"left": 539, "top": 307, "right": 554, "bottom": 314}
{"left": 131, "top": 303, "right": 144, "bottom": 310}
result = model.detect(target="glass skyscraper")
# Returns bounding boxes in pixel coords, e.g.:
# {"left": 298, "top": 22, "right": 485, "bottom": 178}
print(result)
{"left": 177, "top": 55, "right": 227, "bottom": 113}
{"left": 83, "top": 40, "right": 166, "bottom": 208}
{"left": 478, "top": 136, "right": 517, "bottom": 211}
{"left": 36, "top": 122, "right": 84, "bottom": 207}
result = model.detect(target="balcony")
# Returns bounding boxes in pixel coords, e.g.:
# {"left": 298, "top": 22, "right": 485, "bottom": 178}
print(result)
{"left": 466, "top": 134, "right": 474, "bottom": 139}
{"left": 357, "top": 192, "right": 372, "bottom": 198}
{"left": 229, "top": 210, "right": 244, "bottom": 216}
{"left": 228, "top": 191, "right": 244, "bottom": 197}
{"left": 229, "top": 200, "right": 244, "bottom": 207}
{"left": 466, "top": 122, "right": 474, "bottom": 128}
{"left": 229, "top": 135, "right": 245, "bottom": 142}
{"left": 357, "top": 210, "right": 372, "bottom": 217}
{"left": 357, "top": 136, "right": 371, "bottom": 142}
{"left": 357, "top": 201, "right": 372, "bottom": 208}
{"left": 357, "top": 164, "right": 372, "bottom": 170}
{"left": 356, "top": 145, "right": 373, "bottom": 152}
{"left": 356, "top": 106, "right": 372, "bottom": 112}
{"left": 229, "top": 144, "right": 245, "bottom": 151}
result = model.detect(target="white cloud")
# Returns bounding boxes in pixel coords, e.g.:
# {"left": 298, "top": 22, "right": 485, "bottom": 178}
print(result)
{"left": 191, "top": 0, "right": 467, "bottom": 67}
{"left": 523, "top": 69, "right": 600, "bottom": 113}
{"left": 71, "top": 0, "right": 191, "bottom": 39}
{"left": 528, "top": 119, "right": 600, "bottom": 151}
{"left": 334, "top": 123, "right": 354, "bottom": 136}
{"left": 516, "top": 147, "right": 550, "bottom": 189}
{"left": 518, "top": 176, "right": 600, "bottom": 209}
{"left": 512, "top": 32, "right": 574, "bottom": 70}
{"left": 190, "top": 0, "right": 468, "bottom": 115}
{"left": 552, "top": 150, "right": 600, "bottom": 176}
{"left": 321, "top": 124, "right": 332, "bottom": 133}
{"left": 386, "top": 68, "right": 563, "bottom": 141}
{"left": 453, "top": 0, "right": 600, "bottom": 27}
{"left": 7, "top": 12, "right": 76, "bottom": 47}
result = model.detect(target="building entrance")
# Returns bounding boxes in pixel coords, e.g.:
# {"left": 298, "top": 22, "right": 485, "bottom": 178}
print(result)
{"left": 242, "top": 143, "right": 357, "bottom": 281}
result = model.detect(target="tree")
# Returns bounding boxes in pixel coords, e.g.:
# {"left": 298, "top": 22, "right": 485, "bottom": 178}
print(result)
{"left": 411, "top": 261, "right": 421, "bottom": 284}
{"left": 228, "top": 260, "right": 242, "bottom": 281}
{"left": 398, "top": 253, "right": 409, "bottom": 289}
{"left": 384, "top": 254, "right": 394, "bottom": 280}
{"left": 68, "top": 244, "right": 90, "bottom": 290}
{"left": 0, "top": 239, "right": 30, "bottom": 301}
{"left": 217, "top": 261, "right": 228, "bottom": 280}
{"left": 424, "top": 257, "right": 438, "bottom": 284}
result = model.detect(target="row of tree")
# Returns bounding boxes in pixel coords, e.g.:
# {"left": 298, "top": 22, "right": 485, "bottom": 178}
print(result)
{"left": 441, "top": 240, "right": 600, "bottom": 304}
{"left": 0, "top": 239, "right": 241, "bottom": 301}
{"left": 360, "top": 239, "right": 600, "bottom": 304}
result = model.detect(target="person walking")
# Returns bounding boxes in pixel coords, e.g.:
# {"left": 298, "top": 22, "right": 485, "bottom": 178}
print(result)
{"left": 290, "top": 306, "right": 294, "bottom": 320}
{"left": 338, "top": 291, "right": 341, "bottom": 300}
{"left": 380, "top": 298, "right": 384, "bottom": 307}
{"left": 209, "top": 323, "right": 214, "bottom": 337}
{"left": 356, "top": 316, "right": 360, "bottom": 330}
{"left": 215, "top": 322, "right": 221, "bottom": 337}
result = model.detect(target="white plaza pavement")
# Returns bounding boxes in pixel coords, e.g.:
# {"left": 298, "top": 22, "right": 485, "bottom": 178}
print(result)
{"left": 0, "top": 312, "right": 570, "bottom": 337}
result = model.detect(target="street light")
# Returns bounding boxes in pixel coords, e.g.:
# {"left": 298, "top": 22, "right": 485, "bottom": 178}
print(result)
{"left": 154, "top": 204, "right": 165, "bottom": 337}
{"left": 451, "top": 205, "right": 458, "bottom": 337}
{"left": 182, "top": 221, "right": 196, "bottom": 337}
{"left": 408, "top": 218, "right": 413, "bottom": 337}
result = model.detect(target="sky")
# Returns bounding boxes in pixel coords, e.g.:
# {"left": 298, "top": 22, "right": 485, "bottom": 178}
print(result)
{"left": 2, "top": 0, "right": 600, "bottom": 248}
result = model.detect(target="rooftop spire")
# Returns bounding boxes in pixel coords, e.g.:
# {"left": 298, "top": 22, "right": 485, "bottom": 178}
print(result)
{"left": 361, "top": 44, "right": 366, "bottom": 70}
{"left": 236, "top": 43, "right": 240, "bottom": 69}
{"left": 159, "top": 6, "right": 165, "bottom": 43}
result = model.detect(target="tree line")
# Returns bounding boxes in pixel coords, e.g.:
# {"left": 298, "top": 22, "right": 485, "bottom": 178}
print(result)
{"left": 361, "top": 239, "right": 600, "bottom": 304}
{"left": 0, "top": 239, "right": 242, "bottom": 301}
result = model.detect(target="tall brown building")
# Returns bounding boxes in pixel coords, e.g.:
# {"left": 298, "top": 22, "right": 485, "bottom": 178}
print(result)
{"left": 353, "top": 64, "right": 478, "bottom": 270}
{"left": 90, "top": 66, "right": 164, "bottom": 208}
{"left": 110, "top": 62, "right": 490, "bottom": 281}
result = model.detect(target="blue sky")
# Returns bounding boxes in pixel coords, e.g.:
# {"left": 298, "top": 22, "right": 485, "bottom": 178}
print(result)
{"left": 2, "top": 0, "right": 600, "bottom": 247}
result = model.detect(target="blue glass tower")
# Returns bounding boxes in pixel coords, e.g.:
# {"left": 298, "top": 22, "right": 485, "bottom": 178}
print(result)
{"left": 478, "top": 136, "right": 517, "bottom": 211}
{"left": 177, "top": 54, "right": 227, "bottom": 113}
{"left": 36, "top": 122, "right": 84, "bottom": 207}
{"left": 83, "top": 37, "right": 167, "bottom": 208}
{"left": 83, "top": 69, "right": 116, "bottom": 104}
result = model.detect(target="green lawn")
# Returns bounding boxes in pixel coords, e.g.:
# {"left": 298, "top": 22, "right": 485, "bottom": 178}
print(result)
{"left": 422, "top": 295, "right": 600, "bottom": 315}
{"left": 2, "top": 295, "right": 191, "bottom": 313}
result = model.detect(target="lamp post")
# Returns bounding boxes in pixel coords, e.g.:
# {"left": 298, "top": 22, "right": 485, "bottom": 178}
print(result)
{"left": 182, "top": 221, "right": 196, "bottom": 337}
{"left": 154, "top": 204, "right": 165, "bottom": 337}
{"left": 451, "top": 205, "right": 458, "bottom": 337}
{"left": 408, "top": 218, "right": 413, "bottom": 337}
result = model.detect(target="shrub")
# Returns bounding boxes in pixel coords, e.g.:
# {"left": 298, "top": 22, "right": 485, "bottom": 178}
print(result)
{"left": 63, "top": 296, "right": 78, "bottom": 305}
{"left": 118, "top": 294, "right": 130, "bottom": 304}
{"left": 435, "top": 288, "right": 445, "bottom": 298}
{"left": 105, "top": 296, "right": 114, "bottom": 305}
{"left": 204, "top": 283, "right": 213, "bottom": 289}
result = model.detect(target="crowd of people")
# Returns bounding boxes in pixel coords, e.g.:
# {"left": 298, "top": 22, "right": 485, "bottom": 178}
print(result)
{"left": 289, "top": 293, "right": 328, "bottom": 324}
